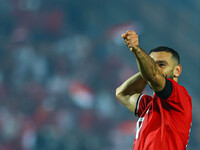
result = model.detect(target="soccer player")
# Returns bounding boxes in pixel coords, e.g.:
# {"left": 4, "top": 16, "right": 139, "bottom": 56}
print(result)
{"left": 116, "top": 31, "right": 192, "bottom": 150}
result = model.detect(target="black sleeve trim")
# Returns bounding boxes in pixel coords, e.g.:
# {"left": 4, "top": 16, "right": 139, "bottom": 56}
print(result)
{"left": 155, "top": 78, "right": 173, "bottom": 99}
{"left": 135, "top": 94, "right": 143, "bottom": 116}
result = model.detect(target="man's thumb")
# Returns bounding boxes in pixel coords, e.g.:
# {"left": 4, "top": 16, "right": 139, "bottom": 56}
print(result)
{"left": 121, "top": 33, "right": 126, "bottom": 38}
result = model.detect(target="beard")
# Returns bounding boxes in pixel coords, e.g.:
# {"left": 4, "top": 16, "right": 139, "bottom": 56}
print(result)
{"left": 166, "top": 74, "right": 174, "bottom": 79}
{"left": 163, "top": 70, "right": 174, "bottom": 79}
{"left": 161, "top": 69, "right": 174, "bottom": 79}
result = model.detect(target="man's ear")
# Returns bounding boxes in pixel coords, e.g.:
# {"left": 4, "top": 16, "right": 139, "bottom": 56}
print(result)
{"left": 174, "top": 64, "right": 182, "bottom": 78}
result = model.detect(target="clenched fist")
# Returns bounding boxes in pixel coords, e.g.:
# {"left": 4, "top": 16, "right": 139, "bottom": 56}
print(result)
{"left": 122, "top": 31, "right": 139, "bottom": 52}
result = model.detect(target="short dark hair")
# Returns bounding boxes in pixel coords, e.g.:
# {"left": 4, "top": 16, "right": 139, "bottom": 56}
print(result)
{"left": 149, "top": 46, "right": 180, "bottom": 64}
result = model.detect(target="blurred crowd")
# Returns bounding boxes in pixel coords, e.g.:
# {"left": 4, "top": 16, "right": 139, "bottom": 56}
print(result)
{"left": 0, "top": 0, "right": 199, "bottom": 150}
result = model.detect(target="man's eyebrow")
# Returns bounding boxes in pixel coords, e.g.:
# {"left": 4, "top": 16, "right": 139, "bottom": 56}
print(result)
{"left": 155, "top": 60, "right": 168, "bottom": 65}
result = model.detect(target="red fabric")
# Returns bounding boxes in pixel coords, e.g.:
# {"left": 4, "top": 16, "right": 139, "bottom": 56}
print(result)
{"left": 133, "top": 79, "right": 192, "bottom": 150}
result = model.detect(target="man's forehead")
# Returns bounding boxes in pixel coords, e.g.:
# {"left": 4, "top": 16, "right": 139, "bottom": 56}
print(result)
{"left": 149, "top": 51, "right": 173, "bottom": 62}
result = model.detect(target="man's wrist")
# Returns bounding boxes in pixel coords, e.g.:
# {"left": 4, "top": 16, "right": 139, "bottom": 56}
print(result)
{"left": 130, "top": 46, "right": 141, "bottom": 53}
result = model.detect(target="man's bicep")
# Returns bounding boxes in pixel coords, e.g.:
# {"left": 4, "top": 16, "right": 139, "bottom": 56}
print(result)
{"left": 126, "top": 93, "right": 142, "bottom": 114}
{"left": 149, "top": 77, "right": 173, "bottom": 99}
{"left": 147, "top": 74, "right": 166, "bottom": 92}
{"left": 155, "top": 78, "right": 173, "bottom": 99}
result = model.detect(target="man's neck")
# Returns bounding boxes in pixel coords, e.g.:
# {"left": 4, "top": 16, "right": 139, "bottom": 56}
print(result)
{"left": 173, "top": 77, "right": 178, "bottom": 83}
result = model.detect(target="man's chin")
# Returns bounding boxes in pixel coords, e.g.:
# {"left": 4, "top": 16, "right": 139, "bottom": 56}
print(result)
{"left": 166, "top": 75, "right": 174, "bottom": 79}
{"left": 161, "top": 73, "right": 173, "bottom": 79}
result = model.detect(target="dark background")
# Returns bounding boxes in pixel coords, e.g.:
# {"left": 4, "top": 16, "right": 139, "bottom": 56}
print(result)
{"left": 0, "top": 0, "right": 199, "bottom": 149}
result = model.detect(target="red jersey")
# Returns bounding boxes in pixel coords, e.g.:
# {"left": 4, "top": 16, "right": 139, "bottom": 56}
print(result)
{"left": 133, "top": 79, "right": 192, "bottom": 150}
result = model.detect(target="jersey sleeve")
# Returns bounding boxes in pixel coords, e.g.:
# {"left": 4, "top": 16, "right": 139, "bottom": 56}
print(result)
{"left": 135, "top": 94, "right": 152, "bottom": 117}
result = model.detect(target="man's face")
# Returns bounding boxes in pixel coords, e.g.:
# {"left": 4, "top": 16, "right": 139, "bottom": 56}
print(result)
{"left": 150, "top": 51, "right": 176, "bottom": 79}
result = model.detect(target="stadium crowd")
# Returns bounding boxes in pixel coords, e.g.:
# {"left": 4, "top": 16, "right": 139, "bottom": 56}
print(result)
{"left": 0, "top": 0, "right": 199, "bottom": 150}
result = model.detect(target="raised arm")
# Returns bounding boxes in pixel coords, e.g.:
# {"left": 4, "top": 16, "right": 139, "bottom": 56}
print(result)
{"left": 122, "top": 31, "right": 166, "bottom": 92}
{"left": 116, "top": 72, "right": 147, "bottom": 113}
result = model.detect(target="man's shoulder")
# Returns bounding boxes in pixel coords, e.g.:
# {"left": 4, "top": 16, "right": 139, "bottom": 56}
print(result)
{"left": 167, "top": 78, "right": 191, "bottom": 98}
{"left": 167, "top": 78, "right": 186, "bottom": 89}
